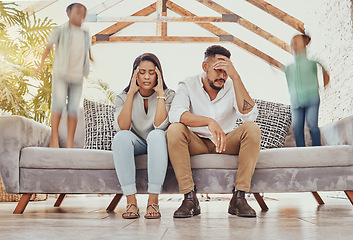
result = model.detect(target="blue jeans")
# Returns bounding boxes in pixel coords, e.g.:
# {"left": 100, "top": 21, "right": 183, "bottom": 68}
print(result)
{"left": 112, "top": 129, "right": 168, "bottom": 196}
{"left": 291, "top": 102, "right": 321, "bottom": 147}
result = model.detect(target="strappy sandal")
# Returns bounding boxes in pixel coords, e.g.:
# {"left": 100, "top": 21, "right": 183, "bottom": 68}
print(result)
{"left": 144, "top": 203, "right": 161, "bottom": 219}
{"left": 122, "top": 203, "right": 140, "bottom": 219}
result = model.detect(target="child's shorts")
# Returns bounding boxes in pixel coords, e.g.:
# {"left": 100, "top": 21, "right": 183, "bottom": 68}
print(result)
{"left": 51, "top": 75, "right": 83, "bottom": 117}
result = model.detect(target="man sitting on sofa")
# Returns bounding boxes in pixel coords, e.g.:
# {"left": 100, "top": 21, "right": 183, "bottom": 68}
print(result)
{"left": 166, "top": 45, "right": 261, "bottom": 218}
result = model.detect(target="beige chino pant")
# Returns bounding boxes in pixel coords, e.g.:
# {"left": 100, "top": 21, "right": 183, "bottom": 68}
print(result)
{"left": 166, "top": 122, "right": 261, "bottom": 194}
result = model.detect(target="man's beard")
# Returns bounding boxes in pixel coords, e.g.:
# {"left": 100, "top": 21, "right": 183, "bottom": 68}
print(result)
{"left": 208, "top": 78, "right": 225, "bottom": 91}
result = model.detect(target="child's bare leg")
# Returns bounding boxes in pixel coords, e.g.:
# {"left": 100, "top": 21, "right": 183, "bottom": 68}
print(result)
{"left": 66, "top": 82, "right": 82, "bottom": 148}
{"left": 67, "top": 115, "right": 78, "bottom": 148}
{"left": 50, "top": 112, "right": 61, "bottom": 148}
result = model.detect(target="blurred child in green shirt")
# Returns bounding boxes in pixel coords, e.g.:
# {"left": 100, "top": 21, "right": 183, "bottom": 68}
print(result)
{"left": 285, "top": 34, "right": 329, "bottom": 147}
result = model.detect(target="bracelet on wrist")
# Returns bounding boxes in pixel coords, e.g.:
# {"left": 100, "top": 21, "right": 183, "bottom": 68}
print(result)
{"left": 157, "top": 96, "right": 166, "bottom": 100}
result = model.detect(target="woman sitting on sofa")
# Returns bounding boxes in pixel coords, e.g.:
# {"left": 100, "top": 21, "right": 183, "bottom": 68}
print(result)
{"left": 112, "top": 53, "right": 175, "bottom": 219}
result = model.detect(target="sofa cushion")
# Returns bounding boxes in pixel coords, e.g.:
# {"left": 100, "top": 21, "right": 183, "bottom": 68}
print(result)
{"left": 82, "top": 98, "right": 291, "bottom": 151}
{"left": 191, "top": 146, "right": 353, "bottom": 169}
{"left": 20, "top": 145, "right": 353, "bottom": 170}
{"left": 236, "top": 99, "right": 292, "bottom": 149}
{"left": 83, "top": 99, "right": 117, "bottom": 151}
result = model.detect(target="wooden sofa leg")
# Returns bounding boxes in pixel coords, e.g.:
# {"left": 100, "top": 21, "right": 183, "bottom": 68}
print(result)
{"left": 54, "top": 194, "right": 67, "bottom": 207}
{"left": 106, "top": 194, "right": 123, "bottom": 212}
{"left": 312, "top": 192, "right": 325, "bottom": 205}
{"left": 253, "top": 193, "right": 269, "bottom": 211}
{"left": 344, "top": 191, "right": 353, "bottom": 205}
{"left": 13, "top": 193, "right": 33, "bottom": 214}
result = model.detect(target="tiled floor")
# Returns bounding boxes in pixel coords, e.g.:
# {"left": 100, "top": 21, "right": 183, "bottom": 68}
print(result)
{"left": 0, "top": 192, "right": 352, "bottom": 240}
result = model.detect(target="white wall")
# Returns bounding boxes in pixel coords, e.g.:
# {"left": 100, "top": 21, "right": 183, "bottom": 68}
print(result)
{"left": 305, "top": 0, "right": 353, "bottom": 126}
{"left": 87, "top": 42, "right": 288, "bottom": 104}
{"left": 27, "top": 1, "right": 310, "bottom": 106}
{"left": 82, "top": 0, "right": 307, "bottom": 105}
{"left": 12, "top": 0, "right": 353, "bottom": 126}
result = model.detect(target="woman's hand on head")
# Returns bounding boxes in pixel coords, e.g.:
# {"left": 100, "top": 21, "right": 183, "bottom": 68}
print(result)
{"left": 128, "top": 67, "right": 141, "bottom": 95}
{"left": 153, "top": 67, "right": 165, "bottom": 97}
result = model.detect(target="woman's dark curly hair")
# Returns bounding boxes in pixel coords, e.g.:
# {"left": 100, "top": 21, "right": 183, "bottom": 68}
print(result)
{"left": 123, "top": 53, "right": 168, "bottom": 92}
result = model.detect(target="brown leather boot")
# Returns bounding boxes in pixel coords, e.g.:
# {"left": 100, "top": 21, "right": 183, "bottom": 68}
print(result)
{"left": 173, "top": 189, "right": 201, "bottom": 218}
{"left": 228, "top": 190, "right": 256, "bottom": 217}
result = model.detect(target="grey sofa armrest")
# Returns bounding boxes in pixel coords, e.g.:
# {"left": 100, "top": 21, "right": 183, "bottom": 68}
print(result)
{"left": 321, "top": 115, "right": 353, "bottom": 146}
{"left": 0, "top": 116, "right": 50, "bottom": 193}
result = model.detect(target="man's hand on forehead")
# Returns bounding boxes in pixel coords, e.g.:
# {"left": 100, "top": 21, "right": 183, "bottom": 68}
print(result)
{"left": 213, "top": 55, "right": 231, "bottom": 70}
{"left": 212, "top": 54, "right": 239, "bottom": 81}
{"left": 215, "top": 54, "right": 229, "bottom": 61}
{"left": 213, "top": 55, "right": 232, "bottom": 69}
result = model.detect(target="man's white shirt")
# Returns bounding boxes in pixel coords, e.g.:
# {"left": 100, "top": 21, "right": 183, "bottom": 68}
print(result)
{"left": 169, "top": 73, "right": 258, "bottom": 142}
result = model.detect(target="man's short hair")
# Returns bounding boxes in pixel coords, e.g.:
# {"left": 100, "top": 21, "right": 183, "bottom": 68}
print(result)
{"left": 204, "top": 45, "right": 231, "bottom": 60}
{"left": 66, "top": 3, "right": 87, "bottom": 12}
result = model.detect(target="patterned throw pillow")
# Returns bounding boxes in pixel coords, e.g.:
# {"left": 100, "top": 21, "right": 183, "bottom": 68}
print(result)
{"left": 236, "top": 99, "right": 292, "bottom": 150}
{"left": 83, "top": 99, "right": 117, "bottom": 151}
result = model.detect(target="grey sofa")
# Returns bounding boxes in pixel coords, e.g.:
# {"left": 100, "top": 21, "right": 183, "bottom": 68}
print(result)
{"left": 0, "top": 109, "right": 352, "bottom": 214}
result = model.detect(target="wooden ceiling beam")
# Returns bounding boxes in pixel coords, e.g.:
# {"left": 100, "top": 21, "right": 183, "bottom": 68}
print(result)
{"left": 88, "top": 0, "right": 126, "bottom": 15}
{"left": 86, "top": 16, "right": 230, "bottom": 23}
{"left": 166, "top": 1, "right": 284, "bottom": 70}
{"left": 156, "top": 0, "right": 168, "bottom": 36}
{"left": 195, "top": 0, "right": 290, "bottom": 53}
{"left": 23, "top": 0, "right": 58, "bottom": 16}
{"left": 245, "top": 0, "right": 305, "bottom": 34}
{"left": 94, "top": 3, "right": 157, "bottom": 36}
{"left": 99, "top": 36, "right": 220, "bottom": 43}
{"left": 162, "top": 0, "right": 168, "bottom": 36}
